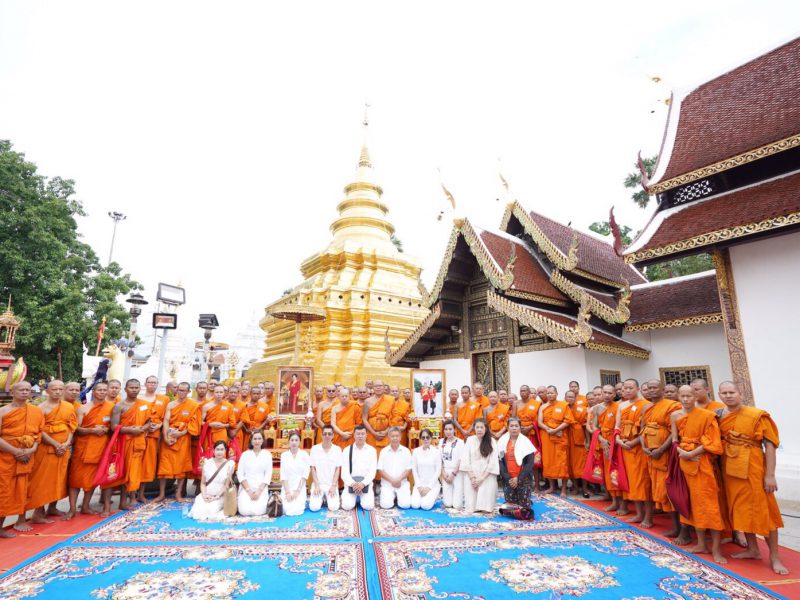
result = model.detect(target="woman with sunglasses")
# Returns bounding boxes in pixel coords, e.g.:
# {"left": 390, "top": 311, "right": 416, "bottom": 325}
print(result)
{"left": 439, "top": 420, "right": 465, "bottom": 509}
{"left": 410, "top": 429, "right": 442, "bottom": 510}
{"left": 460, "top": 418, "right": 499, "bottom": 514}
{"left": 498, "top": 416, "right": 536, "bottom": 507}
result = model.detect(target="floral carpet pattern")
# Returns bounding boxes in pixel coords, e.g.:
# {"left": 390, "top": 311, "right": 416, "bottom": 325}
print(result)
{"left": 0, "top": 494, "right": 786, "bottom": 599}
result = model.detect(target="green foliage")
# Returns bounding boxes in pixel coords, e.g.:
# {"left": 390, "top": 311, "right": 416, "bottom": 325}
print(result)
{"left": 589, "top": 221, "right": 632, "bottom": 245}
{"left": 624, "top": 155, "right": 657, "bottom": 209}
{"left": 391, "top": 234, "right": 404, "bottom": 253}
{"left": 0, "top": 140, "right": 141, "bottom": 381}
{"left": 644, "top": 253, "right": 714, "bottom": 281}
{"left": 413, "top": 378, "right": 442, "bottom": 393}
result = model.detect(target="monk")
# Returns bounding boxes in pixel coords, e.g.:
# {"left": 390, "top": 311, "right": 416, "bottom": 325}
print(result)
{"left": 671, "top": 384, "right": 728, "bottom": 564}
{"left": 315, "top": 385, "right": 337, "bottom": 443}
{"left": 473, "top": 382, "right": 490, "bottom": 409}
{"left": 718, "top": 381, "right": 788, "bottom": 575}
{"left": 201, "top": 384, "right": 236, "bottom": 446}
{"left": 65, "top": 381, "right": 114, "bottom": 519}
{"left": 154, "top": 382, "right": 202, "bottom": 502}
{"left": 135, "top": 376, "right": 169, "bottom": 503}
{"left": 101, "top": 379, "right": 151, "bottom": 513}
{"left": 24, "top": 380, "right": 77, "bottom": 526}
{"left": 565, "top": 390, "right": 589, "bottom": 497}
{"left": 262, "top": 382, "right": 279, "bottom": 428}
{"left": 568, "top": 381, "right": 587, "bottom": 408}
{"left": 641, "top": 380, "right": 688, "bottom": 542}
{"left": 615, "top": 378, "right": 652, "bottom": 525}
{"left": 484, "top": 391, "right": 510, "bottom": 440}
{"left": 331, "top": 388, "right": 362, "bottom": 449}
{"left": 194, "top": 381, "right": 209, "bottom": 404}
{"left": 536, "top": 385, "right": 548, "bottom": 404}
{"left": 498, "top": 390, "right": 509, "bottom": 406}
{"left": 242, "top": 385, "right": 269, "bottom": 449}
{"left": 65, "top": 381, "right": 82, "bottom": 410}
{"left": 663, "top": 384, "right": 678, "bottom": 401}
{"left": 446, "top": 388, "right": 459, "bottom": 418}
{"left": 538, "top": 385, "right": 571, "bottom": 496}
{"left": 228, "top": 384, "right": 251, "bottom": 453}
{"left": 107, "top": 379, "right": 122, "bottom": 404}
{"left": 311, "top": 386, "right": 324, "bottom": 411}
{"left": 363, "top": 380, "right": 394, "bottom": 450}
{"left": 390, "top": 388, "right": 412, "bottom": 446}
{"left": 515, "top": 384, "right": 543, "bottom": 490}
{"left": 596, "top": 384, "right": 622, "bottom": 511}
{"left": 454, "top": 386, "right": 482, "bottom": 439}
{"left": 691, "top": 378, "right": 724, "bottom": 411}
{"left": 0, "top": 382, "right": 44, "bottom": 536}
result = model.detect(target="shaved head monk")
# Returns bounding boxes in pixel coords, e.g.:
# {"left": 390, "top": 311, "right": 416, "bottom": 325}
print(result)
{"left": 138, "top": 375, "right": 169, "bottom": 503}
{"left": 691, "top": 378, "right": 723, "bottom": 411}
{"left": 538, "top": 385, "right": 570, "bottom": 496}
{"left": 615, "top": 378, "right": 652, "bottom": 526}
{"left": 663, "top": 384, "right": 679, "bottom": 401}
{"left": 595, "top": 384, "right": 622, "bottom": 512}
{"left": 454, "top": 386, "right": 481, "bottom": 439}
{"left": 155, "top": 382, "right": 201, "bottom": 503}
{"left": 65, "top": 381, "right": 82, "bottom": 410}
{"left": 363, "top": 380, "right": 393, "bottom": 450}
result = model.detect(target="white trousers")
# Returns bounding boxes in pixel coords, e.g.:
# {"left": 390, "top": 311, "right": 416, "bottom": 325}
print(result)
{"left": 341, "top": 482, "right": 375, "bottom": 510}
{"left": 379, "top": 480, "right": 411, "bottom": 509}
{"left": 308, "top": 489, "right": 341, "bottom": 512}
{"left": 280, "top": 488, "right": 307, "bottom": 516}
{"left": 442, "top": 472, "right": 465, "bottom": 509}
{"left": 410, "top": 481, "right": 441, "bottom": 510}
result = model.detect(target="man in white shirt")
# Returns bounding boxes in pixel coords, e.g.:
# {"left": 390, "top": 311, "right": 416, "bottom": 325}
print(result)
{"left": 309, "top": 425, "right": 343, "bottom": 511}
{"left": 377, "top": 427, "right": 412, "bottom": 509}
{"left": 340, "top": 425, "right": 377, "bottom": 511}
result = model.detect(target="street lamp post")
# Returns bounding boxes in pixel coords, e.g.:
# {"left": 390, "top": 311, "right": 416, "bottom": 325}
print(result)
{"left": 107, "top": 212, "right": 127, "bottom": 265}
{"left": 123, "top": 292, "right": 148, "bottom": 381}
{"left": 198, "top": 314, "right": 219, "bottom": 382}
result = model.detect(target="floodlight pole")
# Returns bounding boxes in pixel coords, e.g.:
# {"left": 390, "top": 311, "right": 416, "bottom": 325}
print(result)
{"left": 156, "top": 328, "right": 169, "bottom": 392}
{"left": 107, "top": 212, "right": 127, "bottom": 265}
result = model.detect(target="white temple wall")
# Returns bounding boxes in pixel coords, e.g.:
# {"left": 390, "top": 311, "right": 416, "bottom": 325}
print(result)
{"left": 582, "top": 350, "right": 634, "bottom": 387}
{"left": 730, "top": 232, "right": 800, "bottom": 500}
{"left": 418, "top": 357, "right": 472, "bottom": 392}
{"left": 508, "top": 346, "right": 587, "bottom": 396}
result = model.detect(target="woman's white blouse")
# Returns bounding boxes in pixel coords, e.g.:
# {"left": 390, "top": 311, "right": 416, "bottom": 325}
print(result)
{"left": 439, "top": 437, "right": 464, "bottom": 473}
{"left": 280, "top": 449, "right": 311, "bottom": 488}
{"left": 237, "top": 449, "right": 272, "bottom": 487}
{"left": 412, "top": 445, "right": 442, "bottom": 487}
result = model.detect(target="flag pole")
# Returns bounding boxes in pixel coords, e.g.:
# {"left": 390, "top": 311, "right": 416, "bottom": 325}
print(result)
{"left": 95, "top": 316, "right": 106, "bottom": 356}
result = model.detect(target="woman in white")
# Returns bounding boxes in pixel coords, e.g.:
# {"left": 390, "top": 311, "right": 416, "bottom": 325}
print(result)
{"left": 188, "top": 440, "right": 235, "bottom": 520}
{"left": 439, "top": 420, "right": 465, "bottom": 509}
{"left": 237, "top": 431, "right": 272, "bottom": 516}
{"left": 411, "top": 428, "right": 442, "bottom": 510}
{"left": 280, "top": 431, "right": 310, "bottom": 516}
{"left": 460, "top": 418, "right": 499, "bottom": 514}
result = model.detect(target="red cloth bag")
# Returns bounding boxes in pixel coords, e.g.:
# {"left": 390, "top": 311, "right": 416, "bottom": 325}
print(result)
{"left": 227, "top": 437, "right": 243, "bottom": 463}
{"left": 666, "top": 442, "right": 692, "bottom": 519}
{"left": 582, "top": 430, "right": 605, "bottom": 483}
{"left": 192, "top": 422, "right": 214, "bottom": 477}
{"left": 529, "top": 423, "right": 543, "bottom": 468}
{"left": 608, "top": 430, "right": 630, "bottom": 492}
{"left": 92, "top": 426, "right": 126, "bottom": 487}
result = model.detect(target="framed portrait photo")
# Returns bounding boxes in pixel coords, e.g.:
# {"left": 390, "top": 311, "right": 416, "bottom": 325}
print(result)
{"left": 411, "top": 369, "right": 446, "bottom": 418}
{"left": 277, "top": 366, "right": 313, "bottom": 416}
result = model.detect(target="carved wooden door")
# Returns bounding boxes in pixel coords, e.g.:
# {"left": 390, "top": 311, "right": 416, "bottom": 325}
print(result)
{"left": 471, "top": 350, "right": 509, "bottom": 392}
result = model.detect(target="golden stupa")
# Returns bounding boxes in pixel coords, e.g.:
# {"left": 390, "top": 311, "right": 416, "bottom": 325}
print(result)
{"left": 245, "top": 118, "right": 429, "bottom": 388}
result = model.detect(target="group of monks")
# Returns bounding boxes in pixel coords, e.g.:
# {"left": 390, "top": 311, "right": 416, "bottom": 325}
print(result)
{"left": 0, "top": 374, "right": 788, "bottom": 575}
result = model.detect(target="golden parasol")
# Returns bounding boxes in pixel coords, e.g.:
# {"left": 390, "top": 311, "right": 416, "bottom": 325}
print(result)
{"left": 268, "top": 302, "right": 326, "bottom": 364}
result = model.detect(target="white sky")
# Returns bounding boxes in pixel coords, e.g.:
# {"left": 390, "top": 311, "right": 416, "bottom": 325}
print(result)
{"left": 1, "top": 1, "right": 798, "bottom": 359}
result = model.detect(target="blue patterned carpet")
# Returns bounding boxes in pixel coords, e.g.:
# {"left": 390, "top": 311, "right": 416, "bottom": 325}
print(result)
{"left": 0, "top": 494, "right": 786, "bottom": 599}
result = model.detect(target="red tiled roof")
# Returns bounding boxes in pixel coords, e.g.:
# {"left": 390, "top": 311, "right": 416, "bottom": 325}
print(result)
{"left": 632, "top": 171, "right": 800, "bottom": 257}
{"left": 654, "top": 37, "right": 800, "bottom": 184}
{"left": 528, "top": 212, "right": 647, "bottom": 284}
{"left": 628, "top": 273, "right": 720, "bottom": 325}
{"left": 479, "top": 231, "right": 567, "bottom": 302}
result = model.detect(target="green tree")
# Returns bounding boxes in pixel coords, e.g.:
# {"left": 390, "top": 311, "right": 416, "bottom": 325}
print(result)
{"left": 643, "top": 254, "right": 714, "bottom": 281}
{"left": 625, "top": 155, "right": 658, "bottom": 209}
{"left": 590, "top": 221, "right": 632, "bottom": 245}
{"left": 0, "top": 140, "right": 141, "bottom": 381}
{"left": 391, "top": 234, "right": 404, "bottom": 253}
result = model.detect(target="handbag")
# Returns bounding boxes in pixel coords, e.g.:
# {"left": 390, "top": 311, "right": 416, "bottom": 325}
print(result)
{"left": 223, "top": 484, "right": 238, "bottom": 517}
{"left": 92, "top": 426, "right": 126, "bottom": 487}
{"left": 266, "top": 492, "right": 283, "bottom": 518}
{"left": 347, "top": 444, "right": 370, "bottom": 494}
{"left": 666, "top": 443, "right": 692, "bottom": 519}
{"left": 582, "top": 430, "right": 605, "bottom": 484}
{"left": 499, "top": 502, "right": 534, "bottom": 521}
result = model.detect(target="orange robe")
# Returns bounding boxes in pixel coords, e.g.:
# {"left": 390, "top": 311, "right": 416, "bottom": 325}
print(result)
{"left": 243, "top": 402, "right": 270, "bottom": 450}
{"left": 642, "top": 399, "right": 681, "bottom": 511}
{"left": 677, "top": 408, "right": 727, "bottom": 530}
{"left": 618, "top": 399, "right": 651, "bottom": 502}
{"left": 26, "top": 401, "right": 77, "bottom": 509}
{"left": 477, "top": 395, "right": 490, "bottom": 410}
{"left": 700, "top": 400, "right": 725, "bottom": 411}
{"left": 230, "top": 399, "right": 251, "bottom": 450}
{"left": 316, "top": 401, "right": 335, "bottom": 444}
{"left": 262, "top": 395, "right": 278, "bottom": 417}
{"left": 598, "top": 402, "right": 621, "bottom": 497}
{"left": 0, "top": 405, "right": 44, "bottom": 515}
{"left": 517, "top": 399, "right": 541, "bottom": 440}
{"left": 540, "top": 400, "right": 570, "bottom": 479}
{"left": 102, "top": 399, "right": 151, "bottom": 492}
{"left": 204, "top": 401, "right": 236, "bottom": 444}
{"left": 366, "top": 395, "right": 394, "bottom": 449}
{"left": 69, "top": 401, "right": 115, "bottom": 491}
{"left": 567, "top": 403, "right": 588, "bottom": 478}
{"left": 486, "top": 403, "right": 510, "bottom": 433}
{"left": 390, "top": 398, "right": 411, "bottom": 446}
{"left": 719, "top": 407, "right": 784, "bottom": 537}
{"left": 140, "top": 395, "right": 169, "bottom": 484}
{"left": 575, "top": 394, "right": 587, "bottom": 409}
{"left": 157, "top": 399, "right": 202, "bottom": 479}
{"left": 333, "top": 402, "right": 361, "bottom": 449}
{"left": 455, "top": 400, "right": 483, "bottom": 440}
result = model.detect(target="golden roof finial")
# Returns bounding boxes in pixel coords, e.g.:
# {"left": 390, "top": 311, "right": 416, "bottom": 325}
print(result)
{"left": 358, "top": 102, "right": 372, "bottom": 168}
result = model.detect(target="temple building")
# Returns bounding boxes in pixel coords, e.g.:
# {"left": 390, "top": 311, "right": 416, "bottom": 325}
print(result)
{"left": 246, "top": 122, "right": 429, "bottom": 388}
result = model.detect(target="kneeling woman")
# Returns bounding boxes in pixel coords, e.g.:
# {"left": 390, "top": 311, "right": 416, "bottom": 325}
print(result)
{"left": 411, "top": 428, "right": 441, "bottom": 510}
{"left": 280, "top": 431, "right": 310, "bottom": 516}
{"left": 188, "top": 440, "right": 235, "bottom": 520}
{"left": 461, "top": 419, "right": 499, "bottom": 514}
{"left": 498, "top": 417, "right": 536, "bottom": 507}
{"left": 237, "top": 431, "right": 272, "bottom": 516}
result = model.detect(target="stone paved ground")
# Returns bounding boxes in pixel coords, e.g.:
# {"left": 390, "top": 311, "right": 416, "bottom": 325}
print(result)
{"left": 779, "top": 499, "right": 800, "bottom": 551}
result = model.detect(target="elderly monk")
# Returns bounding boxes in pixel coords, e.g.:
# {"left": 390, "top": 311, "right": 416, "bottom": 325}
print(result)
{"left": 331, "top": 388, "right": 361, "bottom": 449}
{"left": 565, "top": 390, "right": 589, "bottom": 497}
{"left": 107, "top": 379, "right": 122, "bottom": 404}
{"left": 538, "top": 385, "right": 571, "bottom": 497}
{"left": 595, "top": 384, "right": 622, "bottom": 512}
{"left": 472, "top": 382, "right": 490, "bottom": 409}
{"left": 0, "top": 382, "right": 44, "bottom": 536}
{"left": 663, "top": 383, "right": 679, "bottom": 401}
{"left": 65, "top": 381, "right": 82, "bottom": 410}
{"left": 154, "top": 382, "right": 202, "bottom": 502}
{"left": 24, "top": 380, "right": 77, "bottom": 526}
{"left": 100, "top": 379, "right": 151, "bottom": 513}
{"left": 363, "top": 380, "right": 394, "bottom": 450}
{"left": 515, "top": 384, "right": 543, "bottom": 490}
{"left": 242, "top": 385, "right": 269, "bottom": 449}
{"left": 615, "top": 378, "right": 652, "bottom": 525}
{"left": 454, "top": 386, "right": 482, "bottom": 439}
{"left": 137, "top": 375, "right": 169, "bottom": 503}
{"left": 691, "top": 378, "right": 724, "bottom": 411}
{"left": 446, "top": 389, "right": 459, "bottom": 417}
{"left": 390, "top": 388, "right": 412, "bottom": 446}
{"left": 671, "top": 384, "right": 728, "bottom": 564}
{"left": 311, "top": 386, "right": 324, "bottom": 412}
{"left": 65, "top": 382, "right": 114, "bottom": 519}
{"left": 718, "top": 381, "right": 788, "bottom": 575}
{"left": 484, "top": 391, "right": 510, "bottom": 440}
{"left": 315, "top": 385, "right": 337, "bottom": 443}
{"left": 640, "top": 380, "right": 687, "bottom": 542}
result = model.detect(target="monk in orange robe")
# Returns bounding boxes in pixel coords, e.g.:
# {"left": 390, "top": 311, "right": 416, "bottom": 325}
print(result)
{"left": 473, "top": 382, "right": 490, "bottom": 409}
{"left": 154, "top": 382, "right": 201, "bottom": 502}
{"left": 615, "top": 378, "right": 652, "bottom": 525}
{"left": 315, "top": 385, "right": 337, "bottom": 443}
{"left": 331, "top": 388, "right": 362, "bottom": 449}
{"left": 538, "top": 385, "right": 571, "bottom": 496}
{"left": 65, "top": 381, "right": 82, "bottom": 411}
{"left": 484, "top": 391, "right": 510, "bottom": 440}
{"left": 0, "top": 382, "right": 44, "bottom": 536}
{"left": 25, "top": 380, "right": 78, "bottom": 526}
{"left": 363, "top": 380, "right": 394, "bottom": 450}
{"left": 106, "top": 379, "right": 122, "bottom": 404}
{"left": 691, "top": 378, "right": 724, "bottom": 411}
{"left": 454, "top": 386, "right": 482, "bottom": 439}
{"left": 100, "top": 379, "right": 151, "bottom": 513}
{"left": 568, "top": 381, "right": 588, "bottom": 409}
{"left": 671, "top": 384, "right": 728, "bottom": 564}
{"left": 446, "top": 388, "right": 459, "bottom": 417}
{"left": 227, "top": 385, "right": 251, "bottom": 453}
{"left": 137, "top": 375, "right": 169, "bottom": 502}
{"left": 66, "top": 382, "right": 114, "bottom": 519}
{"left": 242, "top": 386, "right": 270, "bottom": 449}
{"left": 596, "top": 384, "right": 622, "bottom": 511}
{"left": 390, "top": 388, "right": 412, "bottom": 446}
{"left": 515, "top": 385, "right": 543, "bottom": 489}
{"left": 202, "top": 384, "right": 236, "bottom": 446}
{"left": 565, "top": 390, "right": 588, "bottom": 496}
{"left": 718, "top": 381, "right": 788, "bottom": 575}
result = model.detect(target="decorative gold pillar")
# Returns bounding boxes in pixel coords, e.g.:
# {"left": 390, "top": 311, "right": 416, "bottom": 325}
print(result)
{"left": 711, "top": 249, "right": 754, "bottom": 405}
